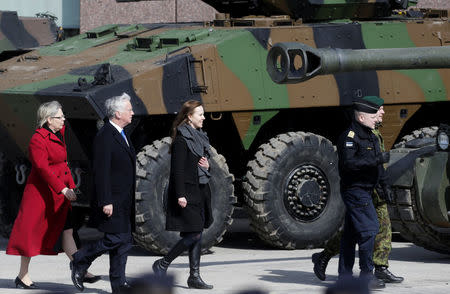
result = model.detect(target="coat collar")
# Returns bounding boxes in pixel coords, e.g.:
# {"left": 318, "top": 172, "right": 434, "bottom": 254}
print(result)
{"left": 35, "top": 125, "right": 65, "bottom": 144}
{"left": 106, "top": 122, "right": 135, "bottom": 158}
{"left": 351, "top": 119, "right": 372, "bottom": 139}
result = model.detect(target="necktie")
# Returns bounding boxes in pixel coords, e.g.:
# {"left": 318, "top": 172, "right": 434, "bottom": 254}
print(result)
{"left": 121, "top": 130, "right": 129, "bottom": 146}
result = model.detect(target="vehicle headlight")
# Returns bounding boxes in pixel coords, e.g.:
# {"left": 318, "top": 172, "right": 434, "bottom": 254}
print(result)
{"left": 437, "top": 130, "right": 449, "bottom": 151}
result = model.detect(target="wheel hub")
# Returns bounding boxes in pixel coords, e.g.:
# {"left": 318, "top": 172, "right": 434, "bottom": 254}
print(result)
{"left": 297, "top": 180, "right": 321, "bottom": 207}
{"left": 284, "top": 164, "right": 330, "bottom": 222}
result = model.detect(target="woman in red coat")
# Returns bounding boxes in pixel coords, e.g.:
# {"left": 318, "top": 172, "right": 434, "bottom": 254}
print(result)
{"left": 6, "top": 101, "right": 98, "bottom": 289}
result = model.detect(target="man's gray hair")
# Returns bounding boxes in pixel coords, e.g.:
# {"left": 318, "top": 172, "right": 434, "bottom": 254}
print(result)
{"left": 354, "top": 110, "right": 367, "bottom": 123}
{"left": 36, "top": 101, "right": 62, "bottom": 128}
{"left": 105, "top": 93, "right": 131, "bottom": 119}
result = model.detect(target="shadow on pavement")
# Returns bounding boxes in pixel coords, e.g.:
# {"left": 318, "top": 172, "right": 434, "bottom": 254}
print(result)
{"left": 0, "top": 278, "right": 110, "bottom": 293}
{"left": 0, "top": 237, "right": 7, "bottom": 251}
{"left": 257, "top": 269, "right": 336, "bottom": 287}
{"left": 388, "top": 244, "right": 450, "bottom": 263}
{"left": 217, "top": 231, "right": 273, "bottom": 250}
{"left": 168, "top": 256, "right": 311, "bottom": 269}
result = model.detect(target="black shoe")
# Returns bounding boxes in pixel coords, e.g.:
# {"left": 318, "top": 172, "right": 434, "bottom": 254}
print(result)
{"left": 14, "top": 277, "right": 39, "bottom": 289}
{"left": 368, "top": 276, "right": 386, "bottom": 289}
{"left": 375, "top": 266, "right": 404, "bottom": 283}
{"left": 312, "top": 251, "right": 332, "bottom": 281}
{"left": 83, "top": 275, "right": 101, "bottom": 284}
{"left": 187, "top": 274, "right": 213, "bottom": 290}
{"left": 112, "top": 282, "right": 132, "bottom": 294}
{"left": 152, "top": 258, "right": 169, "bottom": 276}
{"left": 70, "top": 261, "right": 85, "bottom": 291}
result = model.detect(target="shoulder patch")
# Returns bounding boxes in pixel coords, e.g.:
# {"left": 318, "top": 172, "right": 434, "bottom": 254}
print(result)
{"left": 347, "top": 131, "right": 355, "bottom": 138}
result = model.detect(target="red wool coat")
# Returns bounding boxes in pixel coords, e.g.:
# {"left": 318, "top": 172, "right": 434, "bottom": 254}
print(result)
{"left": 6, "top": 126, "right": 75, "bottom": 257}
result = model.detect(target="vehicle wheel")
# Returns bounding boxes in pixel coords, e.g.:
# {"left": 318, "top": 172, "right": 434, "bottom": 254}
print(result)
{"left": 389, "top": 126, "right": 450, "bottom": 254}
{"left": 394, "top": 126, "right": 438, "bottom": 148}
{"left": 0, "top": 153, "right": 24, "bottom": 238}
{"left": 134, "top": 137, "right": 236, "bottom": 254}
{"left": 243, "top": 132, "right": 344, "bottom": 249}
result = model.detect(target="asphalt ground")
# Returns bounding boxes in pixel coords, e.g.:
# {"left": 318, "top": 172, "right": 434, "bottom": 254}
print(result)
{"left": 1, "top": 219, "right": 449, "bottom": 294}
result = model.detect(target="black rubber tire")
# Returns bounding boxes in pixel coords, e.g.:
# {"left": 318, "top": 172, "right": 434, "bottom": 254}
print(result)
{"left": 133, "top": 137, "right": 236, "bottom": 254}
{"left": 242, "top": 132, "right": 344, "bottom": 249}
{"left": 0, "top": 153, "right": 24, "bottom": 238}
{"left": 389, "top": 126, "right": 450, "bottom": 254}
{"left": 394, "top": 126, "right": 438, "bottom": 148}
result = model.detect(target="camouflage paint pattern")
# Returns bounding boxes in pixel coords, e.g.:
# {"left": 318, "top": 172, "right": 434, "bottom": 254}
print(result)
{"left": 0, "top": 16, "right": 448, "bottom": 158}
{"left": 0, "top": 1, "right": 449, "bottom": 253}
{"left": 372, "top": 192, "right": 392, "bottom": 267}
{"left": 323, "top": 230, "right": 341, "bottom": 257}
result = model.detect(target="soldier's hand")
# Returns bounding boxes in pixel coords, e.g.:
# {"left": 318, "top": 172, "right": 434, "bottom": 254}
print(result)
{"left": 383, "top": 185, "right": 395, "bottom": 204}
{"left": 376, "top": 184, "right": 394, "bottom": 205}
{"left": 103, "top": 204, "right": 113, "bottom": 217}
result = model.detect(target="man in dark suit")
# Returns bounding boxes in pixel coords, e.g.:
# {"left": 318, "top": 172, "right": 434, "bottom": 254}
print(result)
{"left": 70, "top": 93, "right": 136, "bottom": 293}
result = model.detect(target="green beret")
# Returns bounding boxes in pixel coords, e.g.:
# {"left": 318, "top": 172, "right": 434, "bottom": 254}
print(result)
{"left": 362, "top": 96, "right": 384, "bottom": 107}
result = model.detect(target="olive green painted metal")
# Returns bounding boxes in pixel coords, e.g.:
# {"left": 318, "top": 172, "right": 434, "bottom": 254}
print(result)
{"left": 388, "top": 125, "right": 450, "bottom": 254}
{"left": 415, "top": 152, "right": 449, "bottom": 227}
{"left": 267, "top": 43, "right": 450, "bottom": 84}
{"left": 389, "top": 148, "right": 449, "bottom": 228}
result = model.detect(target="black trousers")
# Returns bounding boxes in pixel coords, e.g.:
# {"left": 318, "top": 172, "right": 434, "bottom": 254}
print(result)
{"left": 73, "top": 231, "right": 132, "bottom": 292}
{"left": 338, "top": 187, "right": 379, "bottom": 277}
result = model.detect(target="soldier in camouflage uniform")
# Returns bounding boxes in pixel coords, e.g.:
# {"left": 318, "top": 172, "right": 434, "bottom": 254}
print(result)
{"left": 312, "top": 96, "right": 404, "bottom": 284}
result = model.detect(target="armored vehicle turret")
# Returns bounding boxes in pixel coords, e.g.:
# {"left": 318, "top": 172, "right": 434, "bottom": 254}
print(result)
{"left": 0, "top": 0, "right": 449, "bottom": 254}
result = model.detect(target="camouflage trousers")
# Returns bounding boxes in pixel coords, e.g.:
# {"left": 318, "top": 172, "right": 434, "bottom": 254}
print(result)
{"left": 324, "top": 191, "right": 392, "bottom": 267}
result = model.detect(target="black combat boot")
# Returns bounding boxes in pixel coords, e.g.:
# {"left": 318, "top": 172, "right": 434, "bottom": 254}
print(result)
{"left": 375, "top": 265, "right": 404, "bottom": 283}
{"left": 187, "top": 241, "right": 213, "bottom": 289}
{"left": 312, "top": 251, "right": 332, "bottom": 281}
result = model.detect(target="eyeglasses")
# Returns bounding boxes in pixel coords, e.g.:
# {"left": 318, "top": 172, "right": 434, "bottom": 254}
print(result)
{"left": 51, "top": 116, "right": 65, "bottom": 120}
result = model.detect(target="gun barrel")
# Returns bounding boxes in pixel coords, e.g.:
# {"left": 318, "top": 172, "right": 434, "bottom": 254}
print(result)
{"left": 266, "top": 43, "right": 450, "bottom": 84}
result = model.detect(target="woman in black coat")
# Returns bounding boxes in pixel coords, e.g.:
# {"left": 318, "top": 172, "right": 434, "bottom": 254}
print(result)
{"left": 152, "top": 100, "right": 213, "bottom": 289}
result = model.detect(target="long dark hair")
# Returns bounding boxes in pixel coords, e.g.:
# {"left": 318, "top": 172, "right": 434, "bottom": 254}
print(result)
{"left": 170, "top": 100, "right": 203, "bottom": 147}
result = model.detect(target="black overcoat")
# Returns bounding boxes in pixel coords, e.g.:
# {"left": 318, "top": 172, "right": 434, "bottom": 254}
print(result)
{"left": 337, "top": 119, "right": 385, "bottom": 190}
{"left": 90, "top": 121, "right": 136, "bottom": 233}
{"left": 165, "top": 135, "right": 213, "bottom": 232}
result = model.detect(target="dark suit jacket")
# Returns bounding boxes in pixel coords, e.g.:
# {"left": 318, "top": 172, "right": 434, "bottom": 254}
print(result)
{"left": 166, "top": 135, "right": 213, "bottom": 232}
{"left": 91, "top": 121, "right": 136, "bottom": 233}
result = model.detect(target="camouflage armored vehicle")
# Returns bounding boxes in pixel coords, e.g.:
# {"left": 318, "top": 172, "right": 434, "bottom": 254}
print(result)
{"left": 0, "top": 0, "right": 449, "bottom": 254}
{"left": 266, "top": 42, "right": 450, "bottom": 254}
{"left": 0, "top": 10, "right": 59, "bottom": 61}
